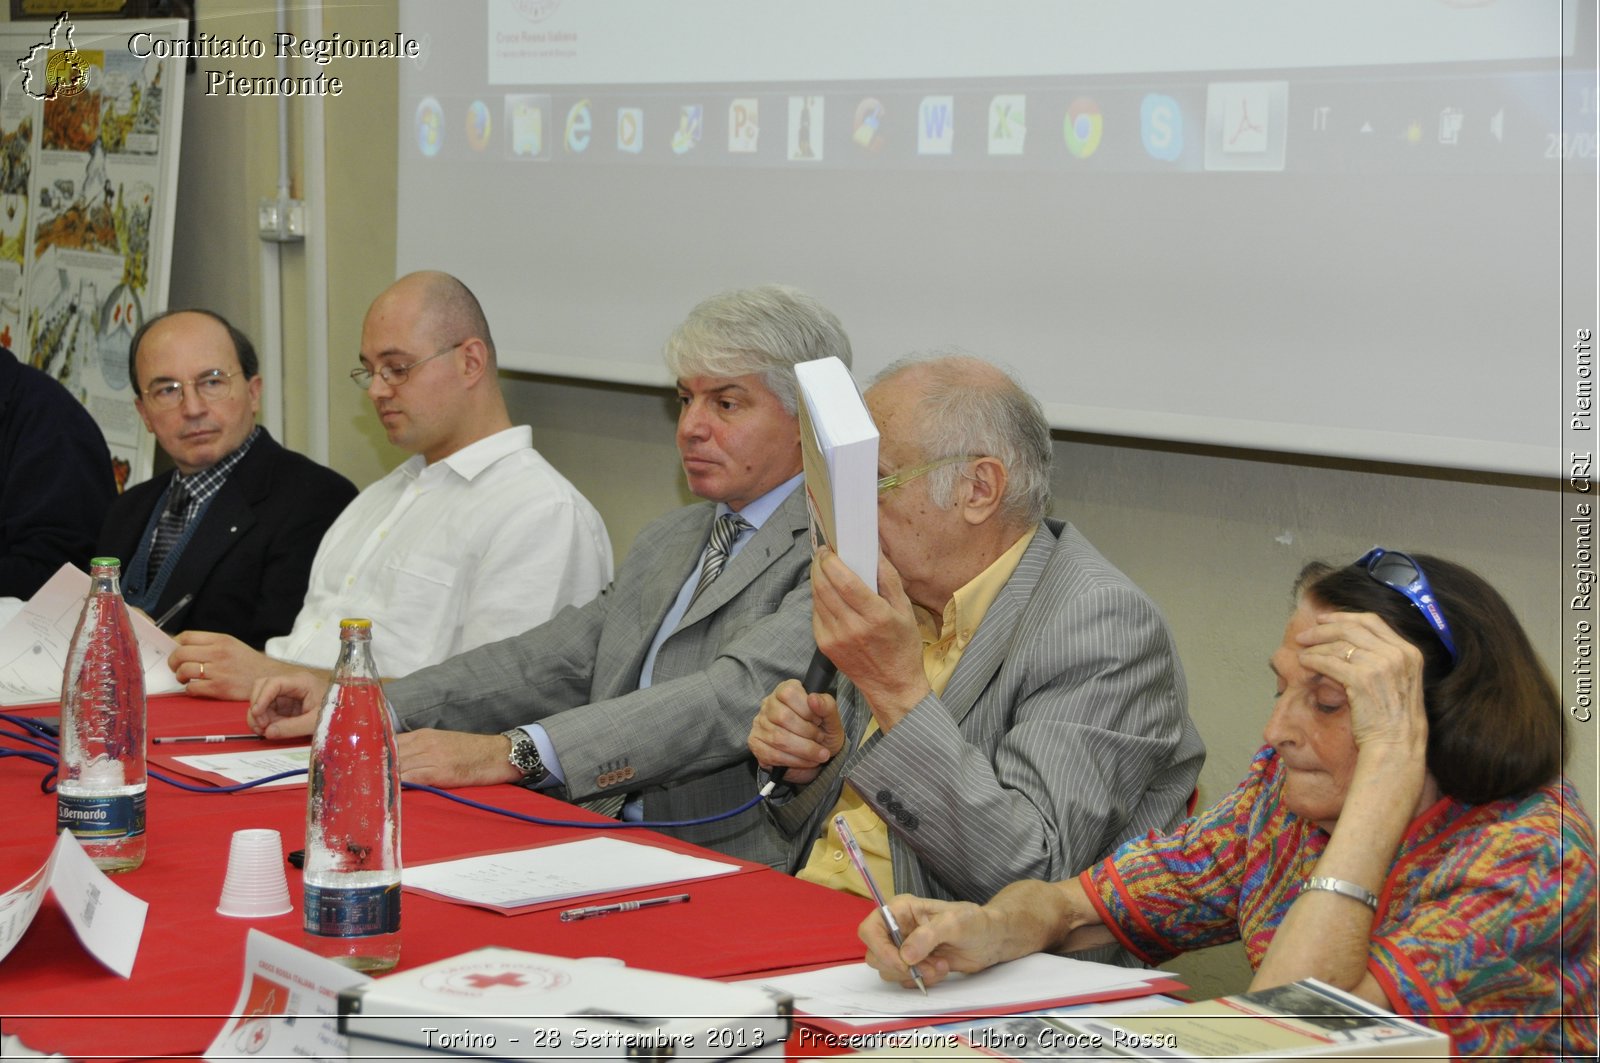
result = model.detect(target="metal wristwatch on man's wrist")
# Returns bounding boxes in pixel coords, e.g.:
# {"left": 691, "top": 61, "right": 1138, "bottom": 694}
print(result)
{"left": 501, "top": 728, "right": 549, "bottom": 785}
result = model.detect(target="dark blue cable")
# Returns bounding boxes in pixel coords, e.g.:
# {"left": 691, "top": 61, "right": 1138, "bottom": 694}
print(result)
{"left": 2, "top": 714, "right": 769, "bottom": 828}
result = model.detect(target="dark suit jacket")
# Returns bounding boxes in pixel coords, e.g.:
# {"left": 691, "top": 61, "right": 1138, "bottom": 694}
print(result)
{"left": 0, "top": 347, "right": 115, "bottom": 598}
{"left": 98, "top": 431, "right": 357, "bottom": 648}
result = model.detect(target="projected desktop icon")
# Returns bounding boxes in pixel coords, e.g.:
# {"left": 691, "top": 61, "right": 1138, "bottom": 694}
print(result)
{"left": 1063, "top": 97, "right": 1102, "bottom": 159}
{"left": 1437, "top": 107, "right": 1464, "bottom": 146}
{"left": 565, "top": 99, "right": 593, "bottom": 154}
{"left": 1140, "top": 93, "right": 1183, "bottom": 162}
{"left": 788, "top": 96, "right": 823, "bottom": 161}
{"left": 617, "top": 107, "right": 644, "bottom": 154}
{"left": 415, "top": 97, "right": 443, "bottom": 158}
{"left": 852, "top": 97, "right": 885, "bottom": 152}
{"left": 673, "top": 105, "right": 704, "bottom": 155}
{"left": 505, "top": 94, "right": 551, "bottom": 159}
{"left": 465, "top": 100, "right": 492, "bottom": 152}
{"left": 1203, "top": 82, "right": 1286, "bottom": 171}
{"left": 918, "top": 95, "right": 954, "bottom": 155}
{"left": 988, "top": 95, "right": 1026, "bottom": 155}
{"left": 729, "top": 98, "right": 759, "bottom": 153}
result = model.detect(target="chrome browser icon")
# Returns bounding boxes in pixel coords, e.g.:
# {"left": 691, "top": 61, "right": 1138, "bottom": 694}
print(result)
{"left": 1063, "top": 97, "right": 1102, "bottom": 158}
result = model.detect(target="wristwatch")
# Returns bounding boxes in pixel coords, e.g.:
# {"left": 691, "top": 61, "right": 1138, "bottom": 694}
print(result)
{"left": 501, "top": 728, "right": 549, "bottom": 786}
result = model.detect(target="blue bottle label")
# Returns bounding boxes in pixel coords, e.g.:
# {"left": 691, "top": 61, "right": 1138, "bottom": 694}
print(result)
{"left": 57, "top": 791, "right": 146, "bottom": 840}
{"left": 303, "top": 883, "right": 401, "bottom": 937}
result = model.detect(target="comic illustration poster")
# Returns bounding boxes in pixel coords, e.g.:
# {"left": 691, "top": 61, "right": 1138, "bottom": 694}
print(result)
{"left": 1, "top": 14, "right": 185, "bottom": 488}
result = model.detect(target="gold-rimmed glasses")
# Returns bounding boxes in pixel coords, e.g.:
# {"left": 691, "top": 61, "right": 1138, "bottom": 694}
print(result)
{"left": 876, "top": 455, "right": 983, "bottom": 494}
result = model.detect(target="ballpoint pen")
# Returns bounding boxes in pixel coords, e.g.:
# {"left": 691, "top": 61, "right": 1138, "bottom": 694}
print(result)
{"left": 152, "top": 593, "right": 194, "bottom": 629}
{"left": 559, "top": 893, "right": 691, "bottom": 922}
{"left": 152, "top": 733, "right": 264, "bottom": 744}
{"left": 833, "top": 813, "right": 927, "bottom": 995}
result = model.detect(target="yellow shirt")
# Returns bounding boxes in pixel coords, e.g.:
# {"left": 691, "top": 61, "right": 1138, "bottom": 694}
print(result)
{"left": 797, "top": 529, "right": 1037, "bottom": 897}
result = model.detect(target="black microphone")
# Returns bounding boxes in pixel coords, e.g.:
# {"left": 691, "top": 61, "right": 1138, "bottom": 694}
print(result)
{"left": 759, "top": 650, "right": 837, "bottom": 798}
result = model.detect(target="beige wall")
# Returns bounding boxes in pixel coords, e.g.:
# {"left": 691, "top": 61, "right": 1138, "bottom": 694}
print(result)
{"left": 73, "top": 0, "right": 1593, "bottom": 1001}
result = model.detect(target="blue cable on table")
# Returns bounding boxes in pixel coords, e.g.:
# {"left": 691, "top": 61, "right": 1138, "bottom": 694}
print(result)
{"left": 0, "top": 712, "right": 763, "bottom": 827}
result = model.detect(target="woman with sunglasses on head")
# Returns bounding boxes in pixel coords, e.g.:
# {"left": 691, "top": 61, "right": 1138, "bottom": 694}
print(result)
{"left": 861, "top": 550, "right": 1596, "bottom": 1058}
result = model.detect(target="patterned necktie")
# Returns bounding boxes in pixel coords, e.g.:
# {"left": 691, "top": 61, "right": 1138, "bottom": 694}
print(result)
{"left": 688, "top": 512, "right": 751, "bottom": 606}
{"left": 147, "top": 482, "right": 191, "bottom": 574}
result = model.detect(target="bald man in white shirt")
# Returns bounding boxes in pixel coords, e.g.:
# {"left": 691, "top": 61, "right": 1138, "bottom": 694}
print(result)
{"left": 169, "top": 271, "right": 612, "bottom": 698}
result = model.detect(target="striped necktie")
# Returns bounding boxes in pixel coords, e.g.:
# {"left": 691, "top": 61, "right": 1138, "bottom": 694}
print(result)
{"left": 688, "top": 512, "right": 751, "bottom": 606}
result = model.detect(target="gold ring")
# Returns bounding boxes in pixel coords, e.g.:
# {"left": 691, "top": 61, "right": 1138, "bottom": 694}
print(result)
{"left": 198, "top": 662, "right": 206, "bottom": 680}
{"left": 1344, "top": 646, "right": 1355, "bottom": 662}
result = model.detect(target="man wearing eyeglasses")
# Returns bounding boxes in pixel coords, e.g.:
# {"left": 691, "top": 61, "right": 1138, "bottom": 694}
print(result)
{"left": 169, "top": 271, "right": 613, "bottom": 697}
{"left": 747, "top": 354, "right": 1205, "bottom": 916}
{"left": 99, "top": 310, "right": 358, "bottom": 646}
{"left": 249, "top": 284, "right": 848, "bottom": 867}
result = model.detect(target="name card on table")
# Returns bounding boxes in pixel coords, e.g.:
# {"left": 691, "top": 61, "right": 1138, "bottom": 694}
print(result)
{"left": 204, "top": 929, "right": 373, "bottom": 1062}
{"left": 0, "top": 829, "right": 148, "bottom": 977}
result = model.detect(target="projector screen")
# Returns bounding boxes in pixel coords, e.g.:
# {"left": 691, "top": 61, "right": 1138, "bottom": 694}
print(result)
{"left": 397, "top": 0, "right": 1595, "bottom": 476}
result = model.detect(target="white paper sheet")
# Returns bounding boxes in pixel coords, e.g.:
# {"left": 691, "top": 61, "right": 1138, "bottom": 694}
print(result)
{"left": 170, "top": 746, "right": 311, "bottom": 787}
{"left": 743, "top": 954, "right": 1163, "bottom": 1026}
{"left": 401, "top": 835, "right": 742, "bottom": 910}
{"left": 204, "top": 929, "right": 373, "bottom": 1061}
{"left": 0, "top": 830, "right": 149, "bottom": 977}
{"left": 0, "top": 563, "right": 182, "bottom": 705}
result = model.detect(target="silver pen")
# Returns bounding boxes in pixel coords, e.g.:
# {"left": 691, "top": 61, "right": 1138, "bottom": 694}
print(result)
{"left": 153, "top": 593, "right": 194, "bottom": 628}
{"left": 559, "top": 892, "right": 691, "bottom": 922}
{"left": 833, "top": 813, "right": 927, "bottom": 995}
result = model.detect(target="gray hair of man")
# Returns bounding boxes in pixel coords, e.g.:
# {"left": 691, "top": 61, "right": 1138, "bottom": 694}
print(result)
{"left": 872, "top": 352, "right": 1053, "bottom": 527}
{"left": 663, "top": 284, "right": 853, "bottom": 414}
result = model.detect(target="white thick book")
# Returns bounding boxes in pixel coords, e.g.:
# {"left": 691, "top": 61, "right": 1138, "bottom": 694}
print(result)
{"left": 340, "top": 948, "right": 791, "bottom": 1061}
{"left": 795, "top": 356, "right": 878, "bottom": 590}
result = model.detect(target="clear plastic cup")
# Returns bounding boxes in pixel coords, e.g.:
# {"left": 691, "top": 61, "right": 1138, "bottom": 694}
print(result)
{"left": 217, "top": 828, "right": 293, "bottom": 918}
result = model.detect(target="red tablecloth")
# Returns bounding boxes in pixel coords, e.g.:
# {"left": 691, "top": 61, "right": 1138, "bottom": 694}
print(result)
{"left": 0, "top": 696, "right": 874, "bottom": 1060}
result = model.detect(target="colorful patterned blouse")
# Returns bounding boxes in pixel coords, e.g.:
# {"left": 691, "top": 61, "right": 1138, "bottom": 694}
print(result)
{"left": 1083, "top": 746, "right": 1597, "bottom": 1059}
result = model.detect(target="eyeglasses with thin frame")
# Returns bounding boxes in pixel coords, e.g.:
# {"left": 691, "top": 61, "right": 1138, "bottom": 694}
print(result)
{"left": 141, "top": 369, "right": 242, "bottom": 411}
{"left": 349, "top": 340, "right": 463, "bottom": 388}
{"left": 876, "top": 454, "right": 983, "bottom": 494}
{"left": 1354, "top": 547, "right": 1459, "bottom": 664}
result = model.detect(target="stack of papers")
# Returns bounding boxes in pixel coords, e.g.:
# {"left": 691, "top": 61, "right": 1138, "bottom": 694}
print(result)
{"left": 0, "top": 564, "right": 182, "bottom": 706}
{"left": 743, "top": 953, "right": 1178, "bottom": 1033}
{"left": 401, "top": 835, "right": 749, "bottom": 915}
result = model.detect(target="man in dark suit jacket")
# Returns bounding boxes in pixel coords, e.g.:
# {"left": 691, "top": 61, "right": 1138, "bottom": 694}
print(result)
{"left": 248, "top": 285, "right": 852, "bottom": 866}
{"left": 99, "top": 310, "right": 356, "bottom": 648}
{"left": 0, "top": 347, "right": 116, "bottom": 598}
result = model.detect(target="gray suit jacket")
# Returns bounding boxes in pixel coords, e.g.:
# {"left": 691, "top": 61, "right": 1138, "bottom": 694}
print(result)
{"left": 770, "top": 519, "right": 1205, "bottom": 908}
{"left": 386, "top": 486, "right": 815, "bottom": 867}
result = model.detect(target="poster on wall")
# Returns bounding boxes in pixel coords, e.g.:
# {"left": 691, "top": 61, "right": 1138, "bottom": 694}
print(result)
{"left": 0, "top": 13, "right": 185, "bottom": 488}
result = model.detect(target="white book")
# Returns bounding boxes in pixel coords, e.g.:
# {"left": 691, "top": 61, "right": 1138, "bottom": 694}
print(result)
{"left": 795, "top": 357, "right": 878, "bottom": 590}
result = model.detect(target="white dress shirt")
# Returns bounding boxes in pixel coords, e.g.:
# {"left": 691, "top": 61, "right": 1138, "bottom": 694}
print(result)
{"left": 266, "top": 426, "right": 613, "bottom": 676}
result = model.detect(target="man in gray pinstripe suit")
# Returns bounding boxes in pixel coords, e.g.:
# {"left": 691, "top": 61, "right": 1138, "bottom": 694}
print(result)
{"left": 749, "top": 354, "right": 1205, "bottom": 908}
{"left": 250, "top": 285, "right": 850, "bottom": 867}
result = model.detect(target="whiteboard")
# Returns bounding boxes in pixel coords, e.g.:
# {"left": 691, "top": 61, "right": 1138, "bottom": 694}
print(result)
{"left": 397, "top": 0, "right": 1592, "bottom": 477}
